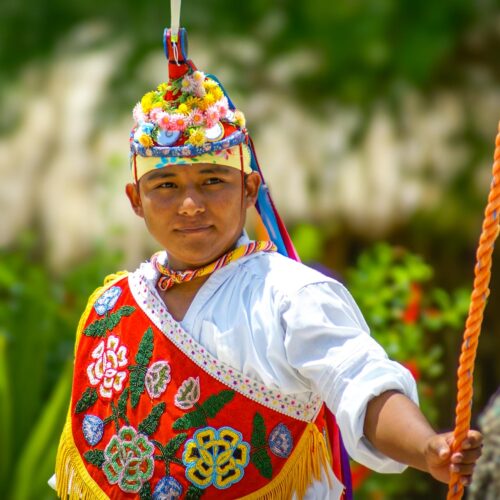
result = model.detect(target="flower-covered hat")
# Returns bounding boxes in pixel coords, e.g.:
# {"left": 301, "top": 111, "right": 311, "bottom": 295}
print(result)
{"left": 130, "top": 28, "right": 252, "bottom": 181}
{"left": 129, "top": 25, "right": 299, "bottom": 261}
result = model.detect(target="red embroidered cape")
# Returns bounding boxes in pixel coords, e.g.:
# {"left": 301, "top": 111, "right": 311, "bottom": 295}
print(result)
{"left": 56, "top": 273, "right": 347, "bottom": 499}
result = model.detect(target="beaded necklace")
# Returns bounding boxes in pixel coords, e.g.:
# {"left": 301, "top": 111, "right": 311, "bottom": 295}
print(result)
{"left": 152, "top": 240, "right": 277, "bottom": 291}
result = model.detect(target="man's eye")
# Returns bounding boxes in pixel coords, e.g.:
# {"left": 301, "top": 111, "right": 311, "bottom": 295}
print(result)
{"left": 205, "top": 177, "right": 223, "bottom": 185}
{"left": 157, "top": 182, "right": 176, "bottom": 188}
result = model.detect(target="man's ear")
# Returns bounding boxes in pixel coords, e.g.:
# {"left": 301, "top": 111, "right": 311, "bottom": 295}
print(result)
{"left": 125, "top": 183, "right": 144, "bottom": 218}
{"left": 244, "top": 172, "right": 261, "bottom": 208}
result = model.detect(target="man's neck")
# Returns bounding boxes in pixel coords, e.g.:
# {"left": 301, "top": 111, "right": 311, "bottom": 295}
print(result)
{"left": 157, "top": 274, "right": 211, "bottom": 322}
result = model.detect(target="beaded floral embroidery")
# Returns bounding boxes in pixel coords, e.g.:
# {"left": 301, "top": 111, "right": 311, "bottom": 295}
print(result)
{"left": 82, "top": 415, "right": 104, "bottom": 446}
{"left": 87, "top": 335, "right": 128, "bottom": 399}
{"left": 268, "top": 423, "right": 293, "bottom": 458}
{"left": 93, "top": 286, "right": 122, "bottom": 316}
{"left": 145, "top": 361, "right": 171, "bottom": 399}
{"left": 174, "top": 376, "right": 201, "bottom": 410}
{"left": 153, "top": 475, "right": 183, "bottom": 499}
{"left": 182, "top": 426, "right": 250, "bottom": 490}
{"left": 102, "top": 426, "right": 155, "bottom": 493}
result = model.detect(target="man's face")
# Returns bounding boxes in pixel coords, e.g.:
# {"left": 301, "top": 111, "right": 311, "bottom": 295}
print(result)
{"left": 126, "top": 163, "right": 260, "bottom": 270}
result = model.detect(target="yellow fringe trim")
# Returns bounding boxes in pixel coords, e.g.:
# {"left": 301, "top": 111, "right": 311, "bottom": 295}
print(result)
{"left": 240, "top": 423, "right": 332, "bottom": 500}
{"left": 55, "top": 272, "right": 127, "bottom": 499}
{"left": 56, "top": 415, "right": 110, "bottom": 499}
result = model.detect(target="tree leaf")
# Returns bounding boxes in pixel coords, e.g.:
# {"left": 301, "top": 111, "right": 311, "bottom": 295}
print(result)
{"left": 83, "top": 449, "right": 105, "bottom": 467}
{"left": 74, "top": 387, "right": 98, "bottom": 414}
{"left": 138, "top": 402, "right": 166, "bottom": 436}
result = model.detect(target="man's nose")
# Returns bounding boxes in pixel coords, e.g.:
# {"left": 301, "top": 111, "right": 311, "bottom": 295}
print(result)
{"left": 178, "top": 189, "right": 205, "bottom": 216}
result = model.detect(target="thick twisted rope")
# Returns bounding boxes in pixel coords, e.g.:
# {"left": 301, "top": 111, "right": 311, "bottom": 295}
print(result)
{"left": 447, "top": 121, "right": 500, "bottom": 499}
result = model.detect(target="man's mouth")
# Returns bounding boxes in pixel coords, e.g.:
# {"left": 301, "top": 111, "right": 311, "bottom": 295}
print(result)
{"left": 175, "top": 225, "right": 213, "bottom": 234}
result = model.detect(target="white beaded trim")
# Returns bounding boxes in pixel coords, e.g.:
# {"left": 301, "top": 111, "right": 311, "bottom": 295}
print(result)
{"left": 128, "top": 267, "right": 322, "bottom": 422}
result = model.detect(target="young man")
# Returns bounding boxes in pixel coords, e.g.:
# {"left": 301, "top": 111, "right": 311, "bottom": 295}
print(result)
{"left": 54, "top": 28, "right": 481, "bottom": 499}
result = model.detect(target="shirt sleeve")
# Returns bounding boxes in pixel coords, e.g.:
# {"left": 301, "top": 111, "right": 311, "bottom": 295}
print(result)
{"left": 281, "top": 280, "right": 419, "bottom": 473}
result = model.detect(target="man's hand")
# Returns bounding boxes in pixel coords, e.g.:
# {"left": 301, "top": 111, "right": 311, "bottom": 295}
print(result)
{"left": 364, "top": 391, "right": 483, "bottom": 485}
{"left": 424, "top": 430, "right": 483, "bottom": 486}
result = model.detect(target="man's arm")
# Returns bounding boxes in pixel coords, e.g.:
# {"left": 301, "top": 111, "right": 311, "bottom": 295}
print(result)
{"left": 364, "top": 390, "right": 482, "bottom": 485}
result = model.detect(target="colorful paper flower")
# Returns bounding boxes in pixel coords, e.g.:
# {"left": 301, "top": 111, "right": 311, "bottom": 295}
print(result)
{"left": 188, "top": 109, "right": 204, "bottom": 127}
{"left": 181, "top": 75, "right": 197, "bottom": 94}
{"left": 186, "top": 128, "right": 206, "bottom": 147}
{"left": 169, "top": 114, "right": 189, "bottom": 131}
{"left": 139, "top": 134, "right": 154, "bottom": 148}
{"left": 205, "top": 105, "right": 220, "bottom": 128}
{"left": 234, "top": 110, "right": 246, "bottom": 128}
{"left": 141, "top": 91, "right": 157, "bottom": 114}
{"left": 174, "top": 376, "right": 200, "bottom": 410}
{"left": 216, "top": 97, "right": 229, "bottom": 119}
{"left": 150, "top": 107, "right": 164, "bottom": 123}
{"left": 134, "top": 123, "right": 155, "bottom": 144}
{"left": 201, "top": 93, "right": 216, "bottom": 111}
{"left": 87, "top": 335, "right": 128, "bottom": 399}
{"left": 133, "top": 103, "right": 146, "bottom": 124}
{"left": 102, "top": 426, "right": 155, "bottom": 493}
{"left": 185, "top": 96, "right": 202, "bottom": 109}
{"left": 177, "top": 103, "right": 190, "bottom": 115}
{"left": 182, "top": 426, "right": 250, "bottom": 489}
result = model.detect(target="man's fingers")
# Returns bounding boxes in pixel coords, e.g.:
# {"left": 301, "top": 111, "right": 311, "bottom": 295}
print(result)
{"left": 450, "top": 462, "right": 476, "bottom": 476}
{"left": 461, "top": 430, "right": 483, "bottom": 449}
{"left": 451, "top": 448, "right": 482, "bottom": 465}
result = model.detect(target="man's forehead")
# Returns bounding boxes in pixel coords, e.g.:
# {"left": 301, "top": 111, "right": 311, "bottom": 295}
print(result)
{"left": 142, "top": 163, "right": 233, "bottom": 180}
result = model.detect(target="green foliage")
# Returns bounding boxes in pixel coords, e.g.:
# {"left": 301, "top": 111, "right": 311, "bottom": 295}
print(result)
{"left": 345, "top": 243, "right": 469, "bottom": 498}
{"left": 0, "top": 234, "right": 122, "bottom": 498}
{"left": 0, "top": 0, "right": 489, "bottom": 115}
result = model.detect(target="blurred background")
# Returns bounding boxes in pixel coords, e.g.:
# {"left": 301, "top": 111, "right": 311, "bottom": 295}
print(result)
{"left": 1, "top": 0, "right": 500, "bottom": 498}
